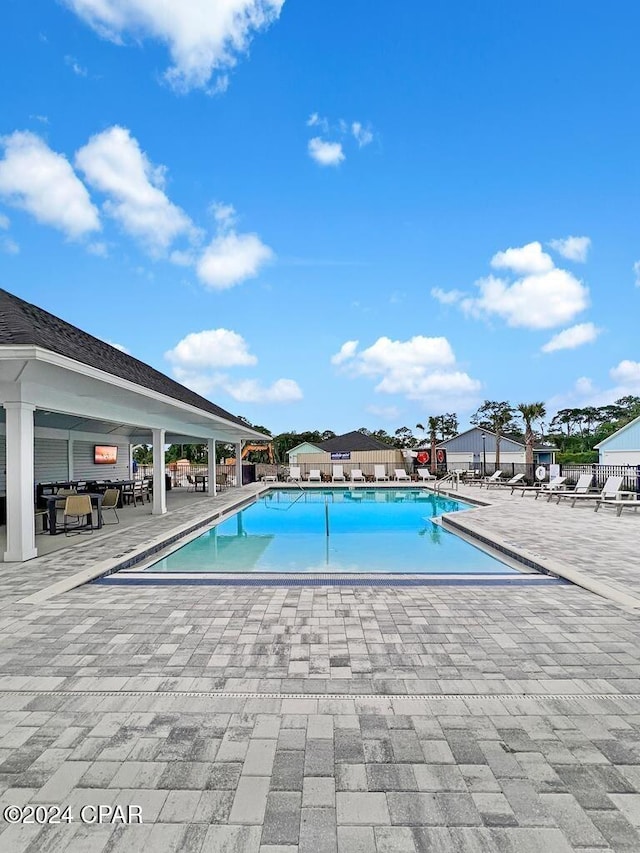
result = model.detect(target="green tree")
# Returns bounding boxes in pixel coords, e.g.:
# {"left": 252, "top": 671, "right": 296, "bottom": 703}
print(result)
{"left": 471, "top": 401, "right": 516, "bottom": 468}
{"left": 517, "top": 402, "right": 546, "bottom": 467}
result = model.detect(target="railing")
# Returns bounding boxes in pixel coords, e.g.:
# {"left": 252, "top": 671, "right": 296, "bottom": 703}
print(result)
{"left": 448, "top": 461, "right": 640, "bottom": 494}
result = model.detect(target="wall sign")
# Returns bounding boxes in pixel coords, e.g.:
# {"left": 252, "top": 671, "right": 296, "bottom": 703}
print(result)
{"left": 330, "top": 451, "right": 351, "bottom": 460}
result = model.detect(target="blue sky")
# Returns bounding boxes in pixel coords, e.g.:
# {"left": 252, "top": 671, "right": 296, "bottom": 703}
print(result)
{"left": 2, "top": 0, "right": 640, "bottom": 436}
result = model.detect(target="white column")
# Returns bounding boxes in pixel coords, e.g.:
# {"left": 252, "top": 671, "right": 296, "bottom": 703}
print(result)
{"left": 152, "top": 428, "right": 167, "bottom": 515}
{"left": 207, "top": 438, "right": 216, "bottom": 496}
{"left": 4, "top": 401, "right": 37, "bottom": 562}
{"left": 235, "top": 441, "right": 242, "bottom": 488}
{"left": 68, "top": 438, "right": 74, "bottom": 481}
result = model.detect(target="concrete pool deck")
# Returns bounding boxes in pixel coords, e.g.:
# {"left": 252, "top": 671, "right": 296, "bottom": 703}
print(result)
{"left": 1, "top": 483, "right": 639, "bottom": 851}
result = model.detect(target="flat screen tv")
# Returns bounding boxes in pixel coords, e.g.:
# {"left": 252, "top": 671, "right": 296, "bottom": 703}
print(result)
{"left": 94, "top": 445, "right": 118, "bottom": 465}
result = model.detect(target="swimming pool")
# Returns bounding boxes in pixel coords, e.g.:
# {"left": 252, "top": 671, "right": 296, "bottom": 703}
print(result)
{"left": 146, "top": 489, "right": 519, "bottom": 575}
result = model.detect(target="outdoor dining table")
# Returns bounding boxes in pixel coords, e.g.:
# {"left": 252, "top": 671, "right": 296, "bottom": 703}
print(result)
{"left": 194, "top": 474, "right": 208, "bottom": 491}
{"left": 42, "top": 492, "right": 104, "bottom": 535}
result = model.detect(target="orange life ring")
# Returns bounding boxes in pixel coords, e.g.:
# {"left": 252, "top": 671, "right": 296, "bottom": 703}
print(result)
{"left": 417, "top": 451, "right": 429, "bottom": 464}
{"left": 436, "top": 449, "right": 445, "bottom": 463}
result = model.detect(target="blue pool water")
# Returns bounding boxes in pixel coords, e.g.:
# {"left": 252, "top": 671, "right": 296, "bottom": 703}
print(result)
{"left": 147, "top": 489, "right": 518, "bottom": 574}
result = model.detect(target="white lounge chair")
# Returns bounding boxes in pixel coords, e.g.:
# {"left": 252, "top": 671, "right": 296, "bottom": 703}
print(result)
{"left": 394, "top": 469, "right": 411, "bottom": 482}
{"left": 374, "top": 465, "right": 389, "bottom": 481}
{"left": 479, "top": 470, "right": 503, "bottom": 488}
{"left": 548, "top": 474, "right": 594, "bottom": 502}
{"left": 417, "top": 468, "right": 436, "bottom": 482}
{"left": 307, "top": 469, "right": 322, "bottom": 482}
{"left": 560, "top": 475, "right": 627, "bottom": 508}
{"left": 486, "top": 473, "right": 524, "bottom": 490}
{"left": 515, "top": 475, "right": 565, "bottom": 497}
{"left": 287, "top": 466, "right": 301, "bottom": 482}
{"left": 332, "top": 465, "right": 346, "bottom": 482}
{"left": 596, "top": 496, "right": 639, "bottom": 516}
{"left": 350, "top": 469, "right": 365, "bottom": 482}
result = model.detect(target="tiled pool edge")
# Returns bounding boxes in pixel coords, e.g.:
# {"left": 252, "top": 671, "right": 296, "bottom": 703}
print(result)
{"left": 441, "top": 513, "right": 640, "bottom": 610}
{"left": 17, "top": 488, "right": 268, "bottom": 605}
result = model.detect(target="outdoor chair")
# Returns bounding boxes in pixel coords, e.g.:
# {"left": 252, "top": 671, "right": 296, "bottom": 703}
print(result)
{"left": 374, "top": 465, "right": 389, "bottom": 481}
{"left": 332, "top": 465, "right": 346, "bottom": 482}
{"left": 34, "top": 507, "right": 48, "bottom": 534}
{"left": 287, "top": 466, "right": 301, "bottom": 482}
{"left": 514, "top": 475, "right": 565, "bottom": 497}
{"left": 101, "top": 488, "right": 120, "bottom": 524}
{"left": 307, "top": 470, "right": 322, "bottom": 482}
{"left": 548, "top": 474, "right": 594, "bottom": 502}
{"left": 394, "top": 469, "right": 411, "bottom": 482}
{"left": 483, "top": 472, "right": 524, "bottom": 490}
{"left": 595, "top": 496, "right": 640, "bottom": 516}
{"left": 559, "top": 475, "right": 628, "bottom": 508}
{"left": 479, "top": 470, "right": 503, "bottom": 487}
{"left": 186, "top": 473, "right": 196, "bottom": 492}
{"left": 216, "top": 473, "right": 228, "bottom": 490}
{"left": 63, "top": 494, "right": 94, "bottom": 535}
{"left": 350, "top": 469, "right": 366, "bottom": 481}
{"left": 417, "top": 468, "right": 436, "bottom": 482}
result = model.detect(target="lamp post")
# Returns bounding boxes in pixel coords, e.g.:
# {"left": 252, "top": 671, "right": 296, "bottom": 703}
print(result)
{"left": 481, "top": 432, "right": 487, "bottom": 477}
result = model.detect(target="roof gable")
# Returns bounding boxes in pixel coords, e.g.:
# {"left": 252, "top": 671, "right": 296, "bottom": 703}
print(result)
{"left": 316, "top": 430, "right": 393, "bottom": 452}
{"left": 0, "top": 289, "right": 250, "bottom": 430}
{"left": 594, "top": 414, "right": 640, "bottom": 449}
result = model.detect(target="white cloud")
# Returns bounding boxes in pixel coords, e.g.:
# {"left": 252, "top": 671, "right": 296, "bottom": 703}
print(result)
{"left": 196, "top": 231, "right": 273, "bottom": 289}
{"left": 366, "top": 404, "right": 401, "bottom": 421}
{"left": 0, "top": 131, "right": 100, "bottom": 239}
{"left": 332, "top": 334, "right": 481, "bottom": 408}
{"left": 210, "top": 201, "right": 236, "bottom": 229}
{"left": 76, "top": 126, "right": 193, "bottom": 253}
{"left": 461, "top": 268, "right": 589, "bottom": 329}
{"left": 541, "top": 322, "right": 601, "bottom": 353}
{"left": 330, "top": 340, "right": 359, "bottom": 365}
{"left": 307, "top": 113, "right": 329, "bottom": 132}
{"left": 547, "top": 360, "right": 640, "bottom": 415}
{"left": 224, "top": 377, "right": 302, "bottom": 403}
{"left": 62, "top": 0, "right": 285, "bottom": 93}
{"left": 308, "top": 137, "right": 345, "bottom": 167}
{"left": 351, "top": 121, "right": 373, "bottom": 147}
{"left": 65, "top": 54, "right": 88, "bottom": 76}
{"left": 440, "top": 241, "right": 589, "bottom": 330}
{"left": 634, "top": 260, "right": 640, "bottom": 287}
{"left": 165, "top": 328, "right": 258, "bottom": 368}
{"left": 87, "top": 240, "right": 108, "bottom": 257}
{"left": 549, "top": 235, "right": 591, "bottom": 263}
{"left": 0, "top": 236, "right": 19, "bottom": 255}
{"left": 106, "top": 340, "right": 130, "bottom": 353}
{"left": 610, "top": 360, "right": 640, "bottom": 387}
{"left": 491, "top": 241, "right": 554, "bottom": 275}
{"left": 431, "top": 287, "right": 464, "bottom": 305}
{"left": 0, "top": 213, "right": 9, "bottom": 229}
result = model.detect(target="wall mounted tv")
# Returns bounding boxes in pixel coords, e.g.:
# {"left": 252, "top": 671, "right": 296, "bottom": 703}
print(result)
{"left": 94, "top": 445, "right": 118, "bottom": 465}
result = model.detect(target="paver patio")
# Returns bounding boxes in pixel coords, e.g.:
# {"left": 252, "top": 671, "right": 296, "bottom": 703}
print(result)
{"left": 0, "top": 483, "right": 639, "bottom": 851}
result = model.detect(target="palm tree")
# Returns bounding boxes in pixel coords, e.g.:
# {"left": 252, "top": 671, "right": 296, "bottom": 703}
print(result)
{"left": 517, "top": 402, "right": 546, "bottom": 470}
{"left": 417, "top": 418, "right": 440, "bottom": 474}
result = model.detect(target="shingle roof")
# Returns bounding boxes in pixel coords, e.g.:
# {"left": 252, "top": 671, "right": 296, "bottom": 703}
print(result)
{"left": 316, "top": 430, "right": 393, "bottom": 452}
{"left": 0, "top": 288, "right": 250, "bottom": 429}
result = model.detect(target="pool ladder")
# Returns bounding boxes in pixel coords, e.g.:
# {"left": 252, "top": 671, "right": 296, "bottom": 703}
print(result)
{"left": 434, "top": 471, "right": 459, "bottom": 493}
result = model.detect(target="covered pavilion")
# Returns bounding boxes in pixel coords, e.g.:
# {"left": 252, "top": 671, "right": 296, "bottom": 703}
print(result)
{"left": 0, "top": 289, "right": 266, "bottom": 562}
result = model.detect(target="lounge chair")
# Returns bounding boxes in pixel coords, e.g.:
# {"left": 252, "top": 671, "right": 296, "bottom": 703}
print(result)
{"left": 559, "top": 475, "right": 628, "bottom": 508}
{"left": 394, "top": 469, "right": 411, "bottom": 482}
{"left": 332, "top": 465, "right": 346, "bottom": 482}
{"left": 595, "top": 497, "right": 640, "bottom": 516}
{"left": 287, "top": 466, "right": 301, "bottom": 482}
{"left": 548, "top": 474, "right": 594, "bottom": 503}
{"left": 417, "top": 468, "right": 436, "bottom": 482}
{"left": 374, "top": 465, "right": 389, "bottom": 481}
{"left": 350, "top": 469, "right": 366, "bottom": 482}
{"left": 486, "top": 473, "right": 524, "bottom": 490}
{"left": 307, "top": 470, "right": 322, "bottom": 482}
{"left": 479, "top": 470, "right": 503, "bottom": 488}
{"left": 514, "top": 475, "right": 566, "bottom": 497}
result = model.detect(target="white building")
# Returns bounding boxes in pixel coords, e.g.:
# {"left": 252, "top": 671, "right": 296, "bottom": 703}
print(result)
{"left": 0, "top": 289, "right": 266, "bottom": 562}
